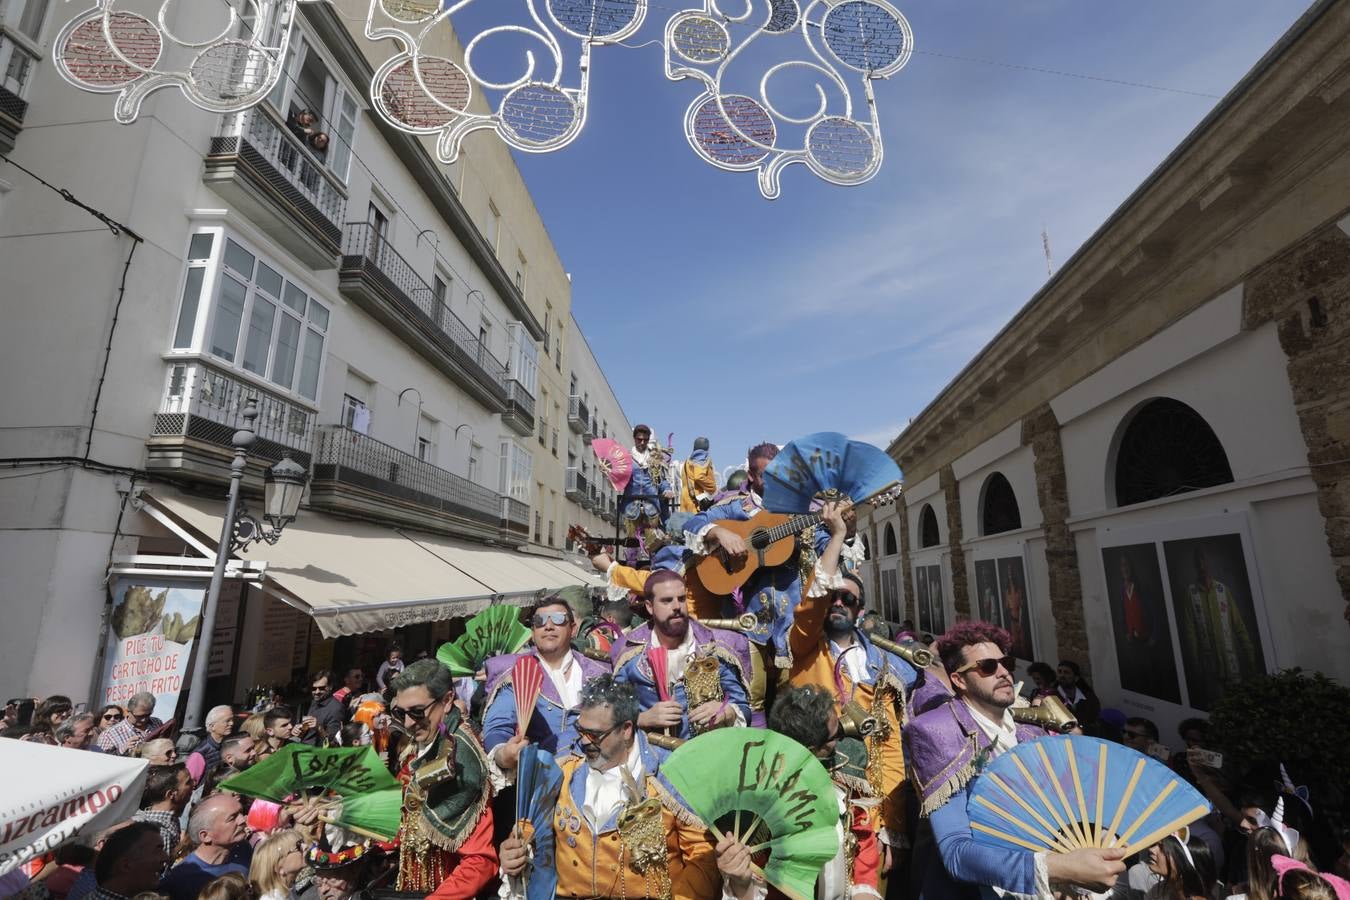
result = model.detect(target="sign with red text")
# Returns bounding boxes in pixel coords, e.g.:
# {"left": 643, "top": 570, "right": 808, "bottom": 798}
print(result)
{"left": 0, "top": 740, "right": 147, "bottom": 875}
{"left": 100, "top": 579, "right": 206, "bottom": 720}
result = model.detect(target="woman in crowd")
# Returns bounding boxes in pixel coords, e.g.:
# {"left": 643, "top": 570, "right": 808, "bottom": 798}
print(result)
{"left": 21, "top": 695, "right": 74, "bottom": 744}
{"left": 250, "top": 829, "right": 307, "bottom": 900}
{"left": 1149, "top": 831, "right": 1221, "bottom": 900}
{"left": 95, "top": 704, "right": 125, "bottom": 735}
{"left": 1230, "top": 827, "right": 1314, "bottom": 900}
{"left": 198, "top": 872, "right": 255, "bottom": 900}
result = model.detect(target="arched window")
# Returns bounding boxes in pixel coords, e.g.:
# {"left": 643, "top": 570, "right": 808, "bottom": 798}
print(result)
{"left": 980, "top": 472, "right": 1022, "bottom": 536}
{"left": 918, "top": 504, "right": 940, "bottom": 548}
{"left": 883, "top": 523, "right": 898, "bottom": 556}
{"left": 1113, "top": 398, "right": 1234, "bottom": 507}
{"left": 858, "top": 534, "right": 871, "bottom": 560}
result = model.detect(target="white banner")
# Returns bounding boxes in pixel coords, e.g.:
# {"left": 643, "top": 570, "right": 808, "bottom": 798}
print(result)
{"left": 0, "top": 740, "right": 148, "bottom": 875}
{"left": 101, "top": 579, "right": 206, "bottom": 720}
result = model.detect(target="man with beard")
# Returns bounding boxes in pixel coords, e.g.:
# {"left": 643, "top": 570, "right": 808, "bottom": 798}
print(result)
{"left": 790, "top": 500, "right": 921, "bottom": 884}
{"left": 903, "top": 622, "right": 1125, "bottom": 900}
{"left": 482, "top": 594, "right": 612, "bottom": 774}
{"left": 497, "top": 675, "right": 719, "bottom": 899}
{"left": 611, "top": 569, "right": 751, "bottom": 740}
{"left": 386, "top": 659, "right": 497, "bottom": 898}
{"left": 157, "top": 793, "right": 253, "bottom": 900}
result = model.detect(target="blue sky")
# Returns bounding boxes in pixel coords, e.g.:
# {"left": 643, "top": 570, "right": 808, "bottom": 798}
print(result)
{"left": 503, "top": 1, "right": 1309, "bottom": 472}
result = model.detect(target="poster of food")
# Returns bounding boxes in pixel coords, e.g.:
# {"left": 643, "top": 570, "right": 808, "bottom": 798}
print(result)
{"left": 100, "top": 579, "right": 205, "bottom": 720}
{"left": 1162, "top": 533, "right": 1267, "bottom": 710}
{"left": 1101, "top": 543, "right": 1181, "bottom": 703}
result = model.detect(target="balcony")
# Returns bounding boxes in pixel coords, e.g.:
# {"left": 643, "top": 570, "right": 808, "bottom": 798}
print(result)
{"left": 312, "top": 425, "right": 521, "bottom": 540}
{"left": 502, "top": 379, "right": 535, "bottom": 436}
{"left": 584, "top": 414, "right": 598, "bottom": 445}
{"left": 205, "top": 106, "right": 347, "bottom": 269}
{"left": 339, "top": 223, "right": 509, "bottom": 411}
{"left": 565, "top": 466, "right": 588, "bottom": 502}
{"left": 567, "top": 395, "right": 591, "bottom": 435}
{"left": 0, "top": 29, "right": 39, "bottom": 154}
{"left": 147, "top": 360, "right": 316, "bottom": 483}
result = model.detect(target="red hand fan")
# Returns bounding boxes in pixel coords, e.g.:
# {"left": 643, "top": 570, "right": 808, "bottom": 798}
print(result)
{"left": 512, "top": 656, "right": 544, "bottom": 736}
{"left": 647, "top": 646, "right": 671, "bottom": 702}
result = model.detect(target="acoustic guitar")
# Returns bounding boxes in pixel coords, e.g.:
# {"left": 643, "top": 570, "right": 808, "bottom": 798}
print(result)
{"left": 694, "top": 484, "right": 901, "bottom": 595}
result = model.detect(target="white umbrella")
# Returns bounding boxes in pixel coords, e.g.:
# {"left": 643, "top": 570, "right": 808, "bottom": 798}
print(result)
{"left": 0, "top": 739, "right": 148, "bottom": 876}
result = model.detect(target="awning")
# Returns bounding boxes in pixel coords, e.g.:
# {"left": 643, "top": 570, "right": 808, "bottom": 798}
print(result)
{"left": 138, "top": 490, "right": 602, "bottom": 638}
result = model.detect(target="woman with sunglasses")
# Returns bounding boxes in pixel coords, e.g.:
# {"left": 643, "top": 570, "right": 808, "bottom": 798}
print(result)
{"left": 97, "top": 704, "right": 126, "bottom": 733}
{"left": 905, "top": 621, "right": 1128, "bottom": 899}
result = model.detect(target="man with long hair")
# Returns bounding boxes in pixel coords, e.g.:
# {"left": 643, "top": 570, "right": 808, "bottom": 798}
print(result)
{"left": 904, "top": 621, "right": 1126, "bottom": 899}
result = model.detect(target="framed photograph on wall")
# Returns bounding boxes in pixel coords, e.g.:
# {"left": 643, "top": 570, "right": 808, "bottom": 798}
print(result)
{"left": 1100, "top": 542, "right": 1182, "bottom": 704}
{"left": 974, "top": 559, "right": 1001, "bottom": 627}
{"left": 914, "top": 562, "right": 945, "bottom": 636}
{"left": 1162, "top": 533, "right": 1268, "bottom": 711}
{"left": 996, "top": 555, "right": 1034, "bottom": 660}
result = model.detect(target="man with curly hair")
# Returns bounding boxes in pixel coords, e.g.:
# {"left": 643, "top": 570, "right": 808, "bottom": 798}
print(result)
{"left": 498, "top": 674, "right": 719, "bottom": 899}
{"left": 903, "top": 621, "right": 1126, "bottom": 900}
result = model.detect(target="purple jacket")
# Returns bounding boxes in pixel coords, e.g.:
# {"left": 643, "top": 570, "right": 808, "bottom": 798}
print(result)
{"left": 480, "top": 648, "right": 611, "bottom": 755}
{"left": 610, "top": 619, "right": 760, "bottom": 730}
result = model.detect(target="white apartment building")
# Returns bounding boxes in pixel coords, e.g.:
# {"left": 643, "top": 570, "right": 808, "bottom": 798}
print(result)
{"left": 563, "top": 314, "right": 634, "bottom": 546}
{"left": 0, "top": 0, "right": 614, "bottom": 702}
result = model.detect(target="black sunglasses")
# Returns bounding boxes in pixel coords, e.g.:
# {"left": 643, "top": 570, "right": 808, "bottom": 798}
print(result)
{"left": 955, "top": 655, "right": 1016, "bottom": 678}
{"left": 575, "top": 722, "right": 621, "bottom": 744}
{"left": 829, "top": 590, "right": 861, "bottom": 609}
{"left": 389, "top": 699, "right": 441, "bottom": 723}
{"left": 102, "top": 712, "right": 124, "bottom": 721}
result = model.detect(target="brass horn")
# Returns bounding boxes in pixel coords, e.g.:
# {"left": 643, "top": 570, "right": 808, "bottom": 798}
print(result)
{"left": 1011, "top": 695, "right": 1078, "bottom": 733}
{"left": 645, "top": 732, "right": 686, "bottom": 751}
{"left": 839, "top": 700, "right": 879, "bottom": 738}
{"left": 870, "top": 634, "right": 935, "bottom": 669}
{"left": 695, "top": 614, "right": 759, "bottom": 632}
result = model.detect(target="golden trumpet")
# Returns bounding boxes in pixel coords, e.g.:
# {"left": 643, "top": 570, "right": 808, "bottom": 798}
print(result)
{"left": 646, "top": 732, "right": 686, "bottom": 751}
{"left": 870, "top": 634, "right": 935, "bottom": 669}
{"left": 696, "top": 614, "right": 759, "bottom": 632}
{"left": 1011, "top": 695, "right": 1078, "bottom": 732}
{"left": 839, "top": 700, "right": 879, "bottom": 739}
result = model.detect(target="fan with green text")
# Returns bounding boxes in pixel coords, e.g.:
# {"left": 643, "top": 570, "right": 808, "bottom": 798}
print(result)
{"left": 436, "top": 606, "right": 532, "bottom": 677}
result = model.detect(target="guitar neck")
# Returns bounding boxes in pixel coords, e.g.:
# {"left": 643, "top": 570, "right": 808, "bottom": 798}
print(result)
{"left": 763, "top": 496, "right": 879, "bottom": 544}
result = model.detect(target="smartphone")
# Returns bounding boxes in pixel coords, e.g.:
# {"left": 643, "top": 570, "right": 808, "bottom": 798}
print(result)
{"left": 1191, "top": 748, "right": 1224, "bottom": 769}
{"left": 1146, "top": 742, "right": 1171, "bottom": 762}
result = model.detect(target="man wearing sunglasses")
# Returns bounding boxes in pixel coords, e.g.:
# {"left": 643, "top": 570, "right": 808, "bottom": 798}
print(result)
{"left": 718, "top": 685, "right": 881, "bottom": 900}
{"left": 498, "top": 675, "right": 719, "bottom": 899}
{"left": 385, "top": 659, "right": 497, "bottom": 899}
{"left": 903, "top": 622, "right": 1126, "bottom": 899}
{"left": 788, "top": 500, "right": 922, "bottom": 878}
{"left": 610, "top": 569, "right": 752, "bottom": 739}
{"left": 481, "top": 595, "right": 611, "bottom": 780}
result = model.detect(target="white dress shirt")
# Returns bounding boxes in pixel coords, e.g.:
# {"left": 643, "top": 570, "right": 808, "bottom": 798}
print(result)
{"left": 542, "top": 651, "right": 583, "bottom": 710}
{"left": 582, "top": 738, "right": 646, "bottom": 829}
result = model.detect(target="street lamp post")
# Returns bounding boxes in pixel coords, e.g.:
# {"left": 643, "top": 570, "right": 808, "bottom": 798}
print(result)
{"left": 182, "top": 399, "right": 307, "bottom": 730}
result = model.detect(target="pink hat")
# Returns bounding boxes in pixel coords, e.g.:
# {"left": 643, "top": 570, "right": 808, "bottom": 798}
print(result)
{"left": 1271, "top": 856, "right": 1350, "bottom": 900}
{"left": 185, "top": 751, "right": 207, "bottom": 784}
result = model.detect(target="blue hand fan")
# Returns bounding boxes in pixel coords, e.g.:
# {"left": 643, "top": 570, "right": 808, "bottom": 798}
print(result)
{"left": 763, "top": 432, "right": 902, "bottom": 513}
{"left": 968, "top": 735, "right": 1209, "bottom": 854}
{"left": 515, "top": 744, "right": 564, "bottom": 899}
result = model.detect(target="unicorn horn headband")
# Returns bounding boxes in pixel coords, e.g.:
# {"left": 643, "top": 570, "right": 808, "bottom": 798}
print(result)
{"left": 1271, "top": 797, "right": 1301, "bottom": 854}
{"left": 1279, "top": 762, "right": 1313, "bottom": 816}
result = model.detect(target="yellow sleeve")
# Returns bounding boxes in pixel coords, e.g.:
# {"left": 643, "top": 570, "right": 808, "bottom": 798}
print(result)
{"left": 790, "top": 583, "right": 829, "bottom": 666}
{"left": 610, "top": 563, "right": 650, "bottom": 594}
{"left": 670, "top": 813, "right": 721, "bottom": 900}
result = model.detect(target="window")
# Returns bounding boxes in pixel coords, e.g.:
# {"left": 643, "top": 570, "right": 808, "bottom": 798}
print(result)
{"left": 416, "top": 414, "right": 437, "bottom": 461}
{"left": 554, "top": 323, "right": 563, "bottom": 370}
{"left": 488, "top": 201, "right": 501, "bottom": 251}
{"left": 178, "top": 229, "right": 329, "bottom": 401}
{"left": 883, "top": 523, "right": 898, "bottom": 556}
{"left": 432, "top": 272, "right": 450, "bottom": 329}
{"left": 918, "top": 504, "right": 940, "bottom": 548}
{"left": 515, "top": 251, "right": 527, "bottom": 295}
{"left": 498, "top": 440, "right": 533, "bottom": 502}
{"left": 268, "top": 32, "right": 359, "bottom": 182}
{"left": 1113, "top": 398, "right": 1234, "bottom": 507}
{"left": 342, "top": 395, "right": 370, "bottom": 433}
{"left": 477, "top": 316, "right": 491, "bottom": 365}
{"left": 980, "top": 472, "right": 1022, "bottom": 536}
{"left": 467, "top": 441, "right": 482, "bottom": 483}
{"left": 8, "top": 0, "right": 49, "bottom": 39}
{"left": 533, "top": 510, "right": 541, "bottom": 543}
{"left": 507, "top": 322, "right": 537, "bottom": 393}
{"left": 1, "top": 0, "right": 49, "bottom": 98}
{"left": 543, "top": 301, "right": 552, "bottom": 348}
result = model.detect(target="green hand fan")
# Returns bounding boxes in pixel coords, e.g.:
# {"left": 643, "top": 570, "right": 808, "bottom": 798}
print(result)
{"left": 968, "top": 734, "right": 1210, "bottom": 855}
{"left": 219, "top": 744, "right": 402, "bottom": 840}
{"left": 661, "top": 728, "right": 839, "bottom": 900}
{"left": 436, "top": 606, "right": 532, "bottom": 676}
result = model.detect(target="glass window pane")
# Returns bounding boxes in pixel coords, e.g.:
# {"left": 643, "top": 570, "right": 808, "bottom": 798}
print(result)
{"left": 187, "top": 233, "right": 214, "bottom": 261}
{"left": 172, "top": 266, "right": 206, "bottom": 349}
{"left": 256, "top": 262, "right": 283, "bottom": 299}
{"left": 298, "top": 329, "right": 323, "bottom": 400}
{"left": 307, "top": 300, "right": 329, "bottom": 330}
{"left": 242, "top": 297, "right": 276, "bottom": 374}
{"left": 224, "top": 239, "right": 255, "bottom": 278}
{"left": 210, "top": 274, "right": 248, "bottom": 362}
{"left": 271, "top": 315, "right": 301, "bottom": 389}
{"left": 329, "top": 92, "right": 357, "bottom": 182}
{"left": 283, "top": 281, "right": 307, "bottom": 314}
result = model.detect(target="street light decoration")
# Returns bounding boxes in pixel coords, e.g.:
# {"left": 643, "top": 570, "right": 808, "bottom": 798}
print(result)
{"left": 53, "top": 0, "right": 319, "bottom": 124}
{"left": 52, "top": 0, "right": 913, "bottom": 197}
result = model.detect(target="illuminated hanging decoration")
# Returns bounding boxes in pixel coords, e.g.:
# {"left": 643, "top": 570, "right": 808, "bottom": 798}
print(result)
{"left": 50, "top": 0, "right": 913, "bottom": 197}
{"left": 52, "top": 0, "right": 314, "bottom": 124}
{"left": 665, "top": 0, "right": 912, "bottom": 197}
{"left": 365, "top": 0, "right": 647, "bottom": 163}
